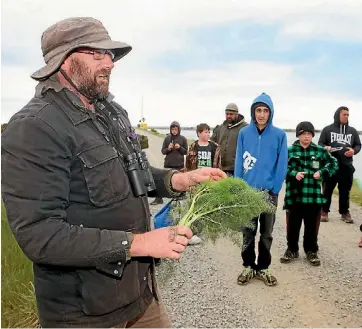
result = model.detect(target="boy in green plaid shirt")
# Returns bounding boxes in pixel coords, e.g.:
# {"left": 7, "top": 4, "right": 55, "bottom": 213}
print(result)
{"left": 281, "top": 121, "right": 338, "bottom": 266}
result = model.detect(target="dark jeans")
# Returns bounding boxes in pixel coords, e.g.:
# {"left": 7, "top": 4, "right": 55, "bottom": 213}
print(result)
{"left": 116, "top": 287, "right": 171, "bottom": 328}
{"left": 165, "top": 166, "right": 184, "bottom": 171}
{"left": 322, "top": 164, "right": 354, "bottom": 214}
{"left": 286, "top": 204, "right": 321, "bottom": 253}
{"left": 224, "top": 170, "right": 234, "bottom": 177}
{"left": 241, "top": 210, "right": 276, "bottom": 271}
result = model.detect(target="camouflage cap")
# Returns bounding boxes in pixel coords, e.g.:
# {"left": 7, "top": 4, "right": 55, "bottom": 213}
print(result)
{"left": 225, "top": 103, "right": 238, "bottom": 113}
{"left": 31, "top": 17, "right": 132, "bottom": 81}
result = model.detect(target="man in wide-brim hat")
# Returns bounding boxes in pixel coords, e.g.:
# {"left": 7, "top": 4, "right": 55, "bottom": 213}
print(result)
{"left": 2, "top": 16, "right": 227, "bottom": 328}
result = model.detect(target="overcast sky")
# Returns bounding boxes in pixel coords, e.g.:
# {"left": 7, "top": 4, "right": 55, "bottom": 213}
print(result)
{"left": 1, "top": 0, "right": 362, "bottom": 129}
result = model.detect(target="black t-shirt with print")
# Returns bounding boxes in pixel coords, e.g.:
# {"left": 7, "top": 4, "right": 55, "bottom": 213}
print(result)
{"left": 196, "top": 141, "right": 215, "bottom": 168}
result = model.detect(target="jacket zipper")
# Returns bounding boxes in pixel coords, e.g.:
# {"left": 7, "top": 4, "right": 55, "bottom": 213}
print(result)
{"left": 255, "top": 134, "right": 261, "bottom": 188}
{"left": 304, "top": 147, "right": 308, "bottom": 201}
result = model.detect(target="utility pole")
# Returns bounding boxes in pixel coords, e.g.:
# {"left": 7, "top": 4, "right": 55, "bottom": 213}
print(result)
{"left": 141, "top": 95, "right": 144, "bottom": 121}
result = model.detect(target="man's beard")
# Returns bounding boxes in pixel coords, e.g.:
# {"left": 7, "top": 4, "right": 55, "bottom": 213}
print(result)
{"left": 69, "top": 58, "right": 111, "bottom": 101}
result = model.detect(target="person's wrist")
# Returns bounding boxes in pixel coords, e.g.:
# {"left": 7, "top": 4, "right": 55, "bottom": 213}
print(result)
{"left": 170, "top": 170, "right": 182, "bottom": 191}
{"left": 125, "top": 232, "right": 134, "bottom": 261}
{"left": 129, "top": 233, "right": 147, "bottom": 257}
{"left": 165, "top": 169, "right": 183, "bottom": 195}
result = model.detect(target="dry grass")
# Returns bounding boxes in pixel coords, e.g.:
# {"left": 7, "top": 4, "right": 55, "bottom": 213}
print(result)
{"left": 1, "top": 202, "right": 39, "bottom": 328}
{"left": 350, "top": 180, "right": 362, "bottom": 206}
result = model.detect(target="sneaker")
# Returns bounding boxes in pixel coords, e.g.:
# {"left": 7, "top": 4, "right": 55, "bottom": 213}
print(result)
{"left": 188, "top": 235, "right": 202, "bottom": 245}
{"left": 256, "top": 269, "right": 277, "bottom": 286}
{"left": 341, "top": 212, "right": 354, "bottom": 224}
{"left": 150, "top": 198, "right": 163, "bottom": 205}
{"left": 306, "top": 252, "right": 321, "bottom": 266}
{"left": 320, "top": 211, "right": 329, "bottom": 222}
{"left": 237, "top": 266, "right": 255, "bottom": 285}
{"left": 280, "top": 249, "right": 299, "bottom": 263}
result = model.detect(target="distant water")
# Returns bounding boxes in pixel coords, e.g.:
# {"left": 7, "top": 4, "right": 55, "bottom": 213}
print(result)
{"left": 155, "top": 129, "right": 362, "bottom": 180}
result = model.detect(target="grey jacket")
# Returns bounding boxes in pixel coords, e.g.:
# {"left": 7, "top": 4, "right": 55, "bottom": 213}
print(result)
{"left": 1, "top": 86, "right": 177, "bottom": 328}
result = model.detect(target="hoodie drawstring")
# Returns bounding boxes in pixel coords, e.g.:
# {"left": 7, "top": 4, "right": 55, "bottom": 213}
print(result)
{"left": 339, "top": 125, "right": 347, "bottom": 138}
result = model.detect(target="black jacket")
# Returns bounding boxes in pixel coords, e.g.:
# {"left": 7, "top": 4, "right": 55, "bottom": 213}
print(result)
{"left": 161, "top": 121, "right": 188, "bottom": 168}
{"left": 211, "top": 114, "right": 248, "bottom": 170}
{"left": 1, "top": 87, "right": 177, "bottom": 328}
{"left": 318, "top": 108, "right": 361, "bottom": 167}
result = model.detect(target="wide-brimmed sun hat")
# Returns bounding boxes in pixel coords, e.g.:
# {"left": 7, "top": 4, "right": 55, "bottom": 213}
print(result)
{"left": 31, "top": 17, "right": 132, "bottom": 81}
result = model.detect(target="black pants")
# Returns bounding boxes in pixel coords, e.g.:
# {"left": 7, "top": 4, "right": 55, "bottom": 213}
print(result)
{"left": 224, "top": 170, "right": 234, "bottom": 177}
{"left": 286, "top": 204, "right": 321, "bottom": 253}
{"left": 322, "top": 164, "right": 354, "bottom": 214}
{"left": 165, "top": 166, "right": 184, "bottom": 171}
{"left": 241, "top": 212, "right": 276, "bottom": 271}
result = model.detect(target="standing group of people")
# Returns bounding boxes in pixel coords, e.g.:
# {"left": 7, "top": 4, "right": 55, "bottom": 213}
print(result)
{"left": 157, "top": 93, "right": 361, "bottom": 287}
{"left": 1, "top": 16, "right": 361, "bottom": 328}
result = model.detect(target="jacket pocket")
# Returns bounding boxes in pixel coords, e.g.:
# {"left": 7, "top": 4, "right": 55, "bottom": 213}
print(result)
{"left": 78, "top": 140, "right": 130, "bottom": 207}
{"left": 77, "top": 263, "right": 141, "bottom": 316}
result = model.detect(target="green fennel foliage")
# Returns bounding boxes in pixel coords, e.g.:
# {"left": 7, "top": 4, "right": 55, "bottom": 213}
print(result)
{"left": 170, "top": 177, "right": 276, "bottom": 242}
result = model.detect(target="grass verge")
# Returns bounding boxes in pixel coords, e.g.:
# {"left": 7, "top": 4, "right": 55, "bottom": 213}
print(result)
{"left": 147, "top": 128, "right": 167, "bottom": 138}
{"left": 334, "top": 179, "right": 362, "bottom": 206}
{"left": 350, "top": 180, "right": 362, "bottom": 206}
{"left": 143, "top": 128, "right": 195, "bottom": 145}
{"left": 1, "top": 201, "right": 39, "bottom": 328}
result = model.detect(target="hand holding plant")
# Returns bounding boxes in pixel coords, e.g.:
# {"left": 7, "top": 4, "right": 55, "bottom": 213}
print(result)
{"left": 171, "top": 167, "right": 227, "bottom": 191}
{"left": 170, "top": 177, "right": 276, "bottom": 243}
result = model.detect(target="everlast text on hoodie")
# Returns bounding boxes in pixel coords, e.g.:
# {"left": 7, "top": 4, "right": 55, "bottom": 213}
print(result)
{"left": 234, "top": 93, "right": 288, "bottom": 194}
{"left": 318, "top": 107, "right": 361, "bottom": 167}
{"left": 161, "top": 121, "right": 188, "bottom": 168}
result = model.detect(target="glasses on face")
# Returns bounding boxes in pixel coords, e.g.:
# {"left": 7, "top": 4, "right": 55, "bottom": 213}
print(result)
{"left": 76, "top": 49, "right": 115, "bottom": 61}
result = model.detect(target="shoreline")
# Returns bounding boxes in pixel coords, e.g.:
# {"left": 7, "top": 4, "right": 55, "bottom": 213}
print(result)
{"left": 139, "top": 128, "right": 362, "bottom": 207}
{"left": 144, "top": 126, "right": 362, "bottom": 134}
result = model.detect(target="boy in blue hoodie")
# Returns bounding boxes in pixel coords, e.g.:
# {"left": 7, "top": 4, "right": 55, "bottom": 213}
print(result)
{"left": 234, "top": 93, "right": 288, "bottom": 286}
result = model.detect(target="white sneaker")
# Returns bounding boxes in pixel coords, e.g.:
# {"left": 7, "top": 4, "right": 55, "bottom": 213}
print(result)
{"left": 188, "top": 235, "right": 202, "bottom": 245}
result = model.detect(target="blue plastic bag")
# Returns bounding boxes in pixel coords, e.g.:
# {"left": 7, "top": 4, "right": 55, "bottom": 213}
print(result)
{"left": 154, "top": 199, "right": 174, "bottom": 229}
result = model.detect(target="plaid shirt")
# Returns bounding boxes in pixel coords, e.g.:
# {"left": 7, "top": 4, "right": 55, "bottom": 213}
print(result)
{"left": 284, "top": 141, "right": 338, "bottom": 209}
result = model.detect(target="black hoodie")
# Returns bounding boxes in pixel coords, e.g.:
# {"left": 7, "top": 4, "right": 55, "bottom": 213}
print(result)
{"left": 161, "top": 121, "right": 188, "bottom": 168}
{"left": 318, "top": 107, "right": 361, "bottom": 167}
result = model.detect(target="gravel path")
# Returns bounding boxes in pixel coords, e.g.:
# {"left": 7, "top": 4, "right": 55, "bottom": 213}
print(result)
{"left": 139, "top": 129, "right": 362, "bottom": 328}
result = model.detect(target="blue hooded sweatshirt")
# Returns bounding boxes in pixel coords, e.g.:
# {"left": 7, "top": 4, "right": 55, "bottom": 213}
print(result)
{"left": 234, "top": 93, "right": 288, "bottom": 194}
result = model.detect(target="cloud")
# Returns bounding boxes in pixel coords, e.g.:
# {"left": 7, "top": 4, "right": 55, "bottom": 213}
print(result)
{"left": 1, "top": 0, "right": 361, "bottom": 131}
{"left": 3, "top": 0, "right": 362, "bottom": 61}
{"left": 120, "top": 60, "right": 361, "bottom": 130}
{"left": 278, "top": 2, "right": 362, "bottom": 41}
